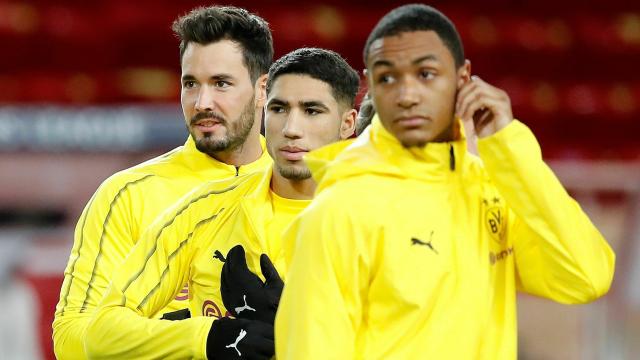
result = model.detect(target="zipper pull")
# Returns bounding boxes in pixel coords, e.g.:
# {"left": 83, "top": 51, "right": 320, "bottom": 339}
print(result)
{"left": 449, "top": 144, "right": 455, "bottom": 171}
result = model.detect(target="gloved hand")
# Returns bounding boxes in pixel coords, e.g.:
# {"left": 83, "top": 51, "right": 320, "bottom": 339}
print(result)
{"left": 220, "top": 245, "right": 283, "bottom": 325}
{"left": 206, "top": 317, "right": 274, "bottom": 360}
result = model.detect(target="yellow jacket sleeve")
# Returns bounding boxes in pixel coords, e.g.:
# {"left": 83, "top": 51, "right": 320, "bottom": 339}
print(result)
{"left": 276, "top": 187, "right": 373, "bottom": 360}
{"left": 478, "top": 120, "right": 615, "bottom": 304}
{"left": 84, "top": 199, "right": 221, "bottom": 359}
{"left": 53, "top": 191, "right": 95, "bottom": 360}
{"left": 53, "top": 174, "right": 153, "bottom": 360}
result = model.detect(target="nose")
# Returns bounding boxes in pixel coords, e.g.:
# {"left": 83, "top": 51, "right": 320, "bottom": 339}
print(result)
{"left": 194, "top": 86, "right": 216, "bottom": 112}
{"left": 282, "top": 110, "right": 304, "bottom": 139}
{"left": 396, "top": 75, "right": 420, "bottom": 109}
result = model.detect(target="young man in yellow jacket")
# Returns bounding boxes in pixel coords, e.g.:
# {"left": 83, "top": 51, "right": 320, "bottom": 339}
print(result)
{"left": 83, "top": 48, "right": 359, "bottom": 359}
{"left": 52, "top": 6, "right": 274, "bottom": 359}
{"left": 276, "top": 4, "right": 615, "bottom": 359}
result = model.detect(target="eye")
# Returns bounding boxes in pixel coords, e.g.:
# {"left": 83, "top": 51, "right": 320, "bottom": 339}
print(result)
{"left": 419, "top": 69, "right": 435, "bottom": 80}
{"left": 215, "top": 80, "right": 231, "bottom": 88}
{"left": 268, "top": 105, "right": 286, "bottom": 113}
{"left": 305, "top": 108, "right": 322, "bottom": 115}
{"left": 183, "top": 80, "right": 197, "bottom": 89}
{"left": 377, "top": 73, "right": 394, "bottom": 84}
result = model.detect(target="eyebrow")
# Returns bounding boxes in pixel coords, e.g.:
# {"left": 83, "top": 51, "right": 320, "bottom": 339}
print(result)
{"left": 300, "top": 101, "right": 330, "bottom": 112}
{"left": 266, "top": 98, "right": 331, "bottom": 112}
{"left": 181, "top": 74, "right": 196, "bottom": 82}
{"left": 181, "top": 73, "right": 235, "bottom": 82}
{"left": 372, "top": 54, "right": 439, "bottom": 69}
{"left": 266, "top": 98, "right": 289, "bottom": 107}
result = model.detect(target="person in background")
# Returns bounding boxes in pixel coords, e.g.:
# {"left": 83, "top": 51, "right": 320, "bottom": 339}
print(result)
{"left": 0, "top": 235, "right": 43, "bottom": 360}
{"left": 355, "top": 92, "right": 375, "bottom": 136}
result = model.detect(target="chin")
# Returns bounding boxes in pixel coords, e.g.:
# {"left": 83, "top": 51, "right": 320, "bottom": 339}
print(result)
{"left": 397, "top": 133, "right": 431, "bottom": 148}
{"left": 400, "top": 139, "right": 428, "bottom": 148}
{"left": 277, "top": 163, "right": 312, "bottom": 180}
{"left": 196, "top": 131, "right": 223, "bottom": 142}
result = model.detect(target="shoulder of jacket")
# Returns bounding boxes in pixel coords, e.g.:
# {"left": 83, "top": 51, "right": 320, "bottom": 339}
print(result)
{"left": 98, "top": 170, "right": 154, "bottom": 193}
{"left": 152, "top": 175, "right": 257, "bottom": 240}
{"left": 97, "top": 145, "right": 188, "bottom": 192}
{"left": 190, "top": 173, "right": 256, "bottom": 199}
{"left": 127, "top": 145, "right": 186, "bottom": 173}
{"left": 313, "top": 175, "right": 388, "bottom": 217}
{"left": 174, "top": 170, "right": 263, "bottom": 211}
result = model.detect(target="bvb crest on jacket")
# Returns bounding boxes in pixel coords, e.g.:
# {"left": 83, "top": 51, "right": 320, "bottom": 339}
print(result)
{"left": 484, "top": 196, "right": 506, "bottom": 243}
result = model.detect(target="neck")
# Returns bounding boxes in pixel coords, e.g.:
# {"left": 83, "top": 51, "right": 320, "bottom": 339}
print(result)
{"left": 271, "top": 171, "right": 316, "bottom": 200}
{"left": 432, "top": 118, "right": 457, "bottom": 143}
{"left": 210, "top": 131, "right": 263, "bottom": 166}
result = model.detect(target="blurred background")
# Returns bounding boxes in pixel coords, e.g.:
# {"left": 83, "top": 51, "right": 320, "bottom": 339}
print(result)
{"left": 1, "top": 0, "right": 639, "bottom": 359}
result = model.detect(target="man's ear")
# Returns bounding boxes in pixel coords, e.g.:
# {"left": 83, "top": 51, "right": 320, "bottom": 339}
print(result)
{"left": 340, "top": 108, "right": 357, "bottom": 139}
{"left": 255, "top": 74, "right": 268, "bottom": 108}
{"left": 457, "top": 59, "right": 472, "bottom": 90}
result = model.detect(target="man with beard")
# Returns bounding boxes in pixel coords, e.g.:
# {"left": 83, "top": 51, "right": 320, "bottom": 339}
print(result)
{"left": 275, "top": 4, "right": 614, "bottom": 359}
{"left": 84, "top": 47, "right": 359, "bottom": 360}
{"left": 53, "top": 6, "right": 273, "bottom": 359}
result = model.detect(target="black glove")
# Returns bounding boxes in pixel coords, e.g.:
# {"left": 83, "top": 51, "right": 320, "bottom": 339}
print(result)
{"left": 220, "top": 245, "right": 283, "bottom": 325}
{"left": 206, "top": 317, "right": 274, "bottom": 360}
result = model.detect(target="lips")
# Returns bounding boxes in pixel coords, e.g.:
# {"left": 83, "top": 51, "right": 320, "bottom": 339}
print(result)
{"left": 193, "top": 118, "right": 223, "bottom": 132}
{"left": 395, "top": 116, "right": 429, "bottom": 128}
{"left": 279, "top": 146, "right": 308, "bottom": 161}
{"left": 195, "top": 120, "right": 219, "bottom": 127}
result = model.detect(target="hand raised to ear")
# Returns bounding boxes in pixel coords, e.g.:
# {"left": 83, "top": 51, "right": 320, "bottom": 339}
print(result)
{"left": 456, "top": 76, "right": 513, "bottom": 138}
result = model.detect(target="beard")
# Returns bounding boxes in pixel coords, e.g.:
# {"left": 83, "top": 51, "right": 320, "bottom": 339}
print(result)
{"left": 273, "top": 130, "right": 342, "bottom": 181}
{"left": 276, "top": 163, "right": 312, "bottom": 181}
{"left": 190, "top": 96, "right": 255, "bottom": 156}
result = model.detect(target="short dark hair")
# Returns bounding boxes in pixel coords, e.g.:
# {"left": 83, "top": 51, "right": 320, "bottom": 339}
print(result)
{"left": 172, "top": 6, "right": 273, "bottom": 82}
{"left": 266, "top": 48, "right": 360, "bottom": 108}
{"left": 363, "top": 4, "right": 464, "bottom": 68}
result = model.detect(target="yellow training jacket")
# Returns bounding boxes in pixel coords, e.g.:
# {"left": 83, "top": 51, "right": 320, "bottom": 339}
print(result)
{"left": 276, "top": 117, "right": 615, "bottom": 360}
{"left": 53, "top": 136, "right": 271, "bottom": 359}
{"left": 84, "top": 166, "right": 307, "bottom": 359}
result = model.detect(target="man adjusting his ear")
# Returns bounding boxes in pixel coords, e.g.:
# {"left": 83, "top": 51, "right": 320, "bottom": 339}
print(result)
{"left": 276, "top": 4, "right": 615, "bottom": 359}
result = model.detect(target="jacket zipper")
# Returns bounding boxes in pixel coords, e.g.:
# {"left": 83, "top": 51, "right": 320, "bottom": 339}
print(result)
{"left": 449, "top": 144, "right": 456, "bottom": 171}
